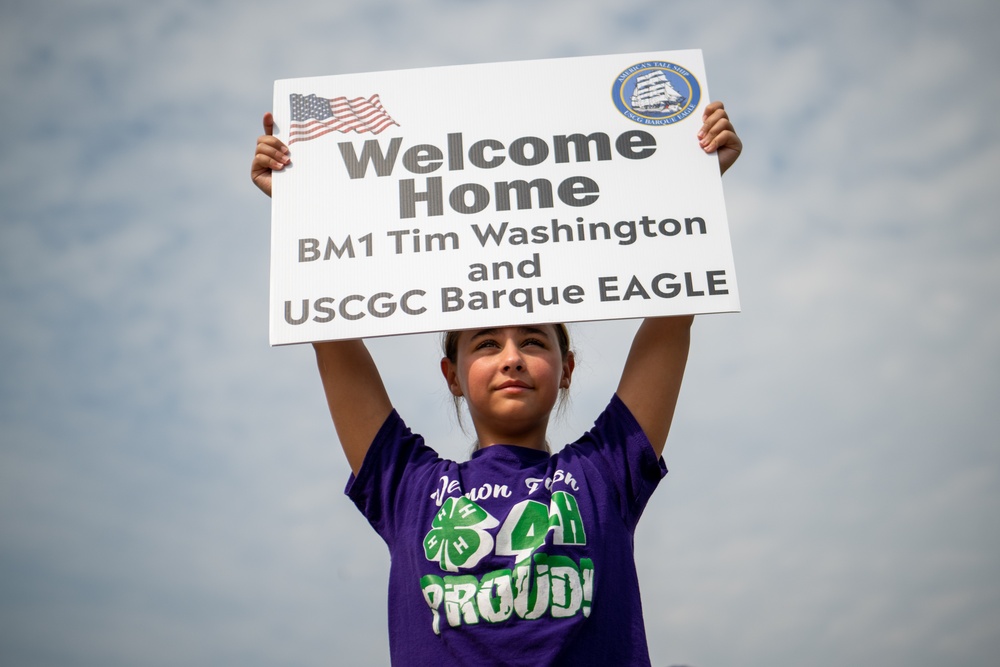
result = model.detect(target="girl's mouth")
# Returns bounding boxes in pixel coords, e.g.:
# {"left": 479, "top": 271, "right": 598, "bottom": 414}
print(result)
{"left": 497, "top": 380, "right": 530, "bottom": 391}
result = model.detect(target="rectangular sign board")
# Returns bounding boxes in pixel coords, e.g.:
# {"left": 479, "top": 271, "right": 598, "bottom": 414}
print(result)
{"left": 270, "top": 49, "right": 739, "bottom": 345}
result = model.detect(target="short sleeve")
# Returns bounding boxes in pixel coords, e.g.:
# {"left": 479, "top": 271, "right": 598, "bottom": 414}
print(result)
{"left": 344, "top": 410, "right": 442, "bottom": 543}
{"left": 564, "top": 394, "right": 667, "bottom": 529}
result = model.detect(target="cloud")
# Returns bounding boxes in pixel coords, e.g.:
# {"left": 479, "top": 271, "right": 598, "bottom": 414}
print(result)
{"left": 2, "top": 1, "right": 999, "bottom": 666}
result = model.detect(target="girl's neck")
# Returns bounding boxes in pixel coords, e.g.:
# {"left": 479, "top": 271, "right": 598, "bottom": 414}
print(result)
{"left": 473, "top": 423, "right": 550, "bottom": 452}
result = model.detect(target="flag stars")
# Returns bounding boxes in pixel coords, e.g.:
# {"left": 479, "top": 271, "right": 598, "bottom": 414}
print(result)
{"left": 286, "top": 92, "right": 400, "bottom": 145}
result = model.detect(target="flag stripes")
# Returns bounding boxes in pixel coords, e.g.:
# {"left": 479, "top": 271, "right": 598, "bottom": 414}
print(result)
{"left": 288, "top": 93, "right": 399, "bottom": 145}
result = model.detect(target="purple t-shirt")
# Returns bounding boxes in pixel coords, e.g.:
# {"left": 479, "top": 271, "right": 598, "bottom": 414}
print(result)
{"left": 346, "top": 394, "right": 667, "bottom": 666}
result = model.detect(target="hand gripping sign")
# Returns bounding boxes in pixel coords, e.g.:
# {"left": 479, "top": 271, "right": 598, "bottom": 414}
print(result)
{"left": 269, "top": 50, "right": 738, "bottom": 345}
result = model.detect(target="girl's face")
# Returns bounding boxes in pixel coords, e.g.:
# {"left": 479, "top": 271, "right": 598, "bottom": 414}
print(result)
{"left": 441, "top": 325, "right": 574, "bottom": 446}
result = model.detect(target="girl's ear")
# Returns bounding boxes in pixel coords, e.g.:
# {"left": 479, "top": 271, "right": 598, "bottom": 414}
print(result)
{"left": 440, "top": 357, "right": 463, "bottom": 397}
{"left": 560, "top": 351, "right": 576, "bottom": 389}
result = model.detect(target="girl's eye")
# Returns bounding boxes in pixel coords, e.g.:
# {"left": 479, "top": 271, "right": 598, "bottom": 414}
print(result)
{"left": 474, "top": 339, "right": 500, "bottom": 350}
{"left": 522, "top": 338, "right": 545, "bottom": 348}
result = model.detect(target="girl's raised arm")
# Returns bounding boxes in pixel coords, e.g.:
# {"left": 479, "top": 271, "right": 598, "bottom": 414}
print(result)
{"left": 616, "top": 316, "right": 694, "bottom": 458}
{"left": 616, "top": 102, "right": 742, "bottom": 458}
{"left": 313, "top": 341, "right": 393, "bottom": 475}
{"left": 252, "top": 114, "right": 392, "bottom": 474}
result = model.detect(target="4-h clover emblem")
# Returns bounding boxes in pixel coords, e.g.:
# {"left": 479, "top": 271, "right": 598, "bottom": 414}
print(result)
{"left": 423, "top": 496, "right": 499, "bottom": 572}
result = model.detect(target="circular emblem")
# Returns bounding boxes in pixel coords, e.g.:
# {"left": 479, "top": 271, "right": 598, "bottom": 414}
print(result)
{"left": 612, "top": 61, "right": 701, "bottom": 126}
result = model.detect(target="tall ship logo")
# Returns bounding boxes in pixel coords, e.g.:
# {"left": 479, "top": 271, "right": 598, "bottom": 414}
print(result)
{"left": 611, "top": 61, "right": 701, "bottom": 126}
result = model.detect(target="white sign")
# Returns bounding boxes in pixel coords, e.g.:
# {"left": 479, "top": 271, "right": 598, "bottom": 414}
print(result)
{"left": 269, "top": 50, "right": 739, "bottom": 345}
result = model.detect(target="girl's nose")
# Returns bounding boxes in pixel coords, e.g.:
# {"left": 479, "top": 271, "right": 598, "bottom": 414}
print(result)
{"left": 501, "top": 340, "right": 524, "bottom": 371}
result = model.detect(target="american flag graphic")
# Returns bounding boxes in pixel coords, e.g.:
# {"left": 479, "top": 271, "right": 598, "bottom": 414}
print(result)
{"left": 287, "top": 93, "right": 400, "bottom": 145}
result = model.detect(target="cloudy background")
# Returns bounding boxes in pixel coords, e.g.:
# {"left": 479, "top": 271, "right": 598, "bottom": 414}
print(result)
{"left": 1, "top": 1, "right": 998, "bottom": 665}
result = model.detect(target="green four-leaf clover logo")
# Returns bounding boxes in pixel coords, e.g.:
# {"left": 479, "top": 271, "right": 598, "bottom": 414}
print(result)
{"left": 423, "top": 497, "right": 499, "bottom": 572}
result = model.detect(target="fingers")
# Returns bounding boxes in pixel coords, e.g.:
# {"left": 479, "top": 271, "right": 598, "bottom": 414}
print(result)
{"left": 696, "top": 100, "right": 742, "bottom": 175}
{"left": 255, "top": 135, "right": 290, "bottom": 170}
{"left": 696, "top": 101, "right": 722, "bottom": 141}
{"left": 697, "top": 101, "right": 733, "bottom": 151}
{"left": 706, "top": 129, "right": 739, "bottom": 153}
{"left": 251, "top": 153, "right": 285, "bottom": 179}
{"left": 251, "top": 114, "right": 290, "bottom": 197}
{"left": 257, "top": 112, "right": 287, "bottom": 168}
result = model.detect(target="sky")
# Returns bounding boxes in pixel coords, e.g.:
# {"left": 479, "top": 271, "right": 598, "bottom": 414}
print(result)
{"left": 1, "top": 1, "right": 998, "bottom": 666}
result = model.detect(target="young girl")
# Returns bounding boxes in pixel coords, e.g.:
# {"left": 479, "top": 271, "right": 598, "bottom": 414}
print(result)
{"left": 252, "top": 102, "right": 741, "bottom": 666}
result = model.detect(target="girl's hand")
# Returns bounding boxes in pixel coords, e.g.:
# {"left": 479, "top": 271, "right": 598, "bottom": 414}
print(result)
{"left": 251, "top": 112, "right": 290, "bottom": 197}
{"left": 698, "top": 101, "right": 742, "bottom": 176}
